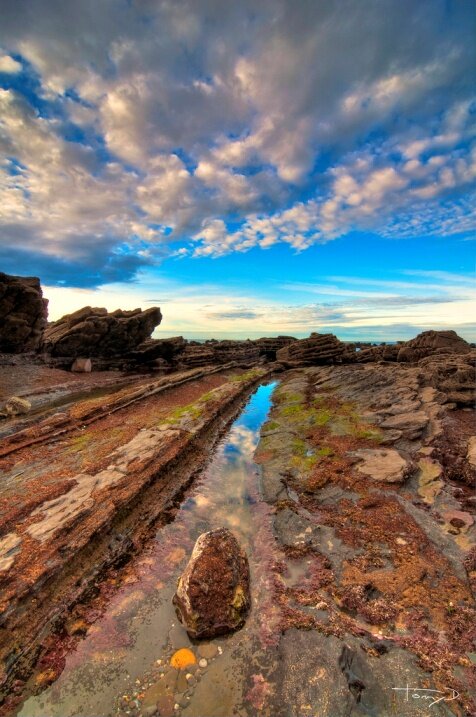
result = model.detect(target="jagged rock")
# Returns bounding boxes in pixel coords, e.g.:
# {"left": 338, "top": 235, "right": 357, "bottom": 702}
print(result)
{"left": 276, "top": 333, "right": 345, "bottom": 367}
{"left": 71, "top": 358, "right": 92, "bottom": 373}
{"left": 254, "top": 336, "right": 296, "bottom": 360}
{"left": 0, "top": 273, "right": 48, "bottom": 353}
{"left": 173, "top": 528, "right": 251, "bottom": 639}
{"left": 419, "top": 352, "right": 476, "bottom": 406}
{"left": 42, "top": 306, "right": 162, "bottom": 358}
{"left": 397, "top": 330, "right": 471, "bottom": 363}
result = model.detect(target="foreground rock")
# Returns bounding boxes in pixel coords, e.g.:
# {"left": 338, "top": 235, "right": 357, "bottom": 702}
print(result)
{"left": 173, "top": 528, "right": 251, "bottom": 639}
{"left": 276, "top": 332, "right": 345, "bottom": 367}
{"left": 0, "top": 273, "right": 48, "bottom": 353}
{"left": 42, "top": 305, "right": 162, "bottom": 358}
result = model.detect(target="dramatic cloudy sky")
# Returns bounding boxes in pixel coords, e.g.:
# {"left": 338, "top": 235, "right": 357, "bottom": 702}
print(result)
{"left": 1, "top": 0, "right": 475, "bottom": 339}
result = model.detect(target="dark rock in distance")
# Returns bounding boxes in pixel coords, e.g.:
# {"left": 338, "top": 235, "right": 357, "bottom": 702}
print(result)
{"left": 42, "top": 305, "right": 162, "bottom": 358}
{"left": 0, "top": 272, "right": 48, "bottom": 353}
{"left": 172, "top": 527, "right": 251, "bottom": 639}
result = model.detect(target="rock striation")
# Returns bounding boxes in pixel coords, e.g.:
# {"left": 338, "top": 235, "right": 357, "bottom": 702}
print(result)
{"left": 0, "top": 273, "right": 48, "bottom": 353}
{"left": 254, "top": 336, "right": 296, "bottom": 360}
{"left": 42, "top": 306, "right": 162, "bottom": 358}
{"left": 173, "top": 528, "right": 251, "bottom": 639}
{"left": 419, "top": 351, "right": 476, "bottom": 406}
{"left": 397, "top": 329, "right": 471, "bottom": 362}
{"left": 276, "top": 333, "right": 345, "bottom": 367}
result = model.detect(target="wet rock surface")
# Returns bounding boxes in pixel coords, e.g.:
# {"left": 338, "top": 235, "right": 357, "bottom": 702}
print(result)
{"left": 0, "top": 273, "right": 48, "bottom": 353}
{"left": 255, "top": 364, "right": 476, "bottom": 716}
{"left": 173, "top": 527, "right": 251, "bottom": 639}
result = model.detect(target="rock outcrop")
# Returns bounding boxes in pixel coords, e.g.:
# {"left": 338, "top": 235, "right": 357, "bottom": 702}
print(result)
{"left": 254, "top": 336, "right": 296, "bottom": 360}
{"left": 42, "top": 306, "right": 162, "bottom": 358}
{"left": 397, "top": 329, "right": 471, "bottom": 362}
{"left": 0, "top": 273, "right": 48, "bottom": 353}
{"left": 419, "top": 351, "right": 476, "bottom": 406}
{"left": 173, "top": 528, "right": 251, "bottom": 639}
{"left": 276, "top": 333, "right": 345, "bottom": 367}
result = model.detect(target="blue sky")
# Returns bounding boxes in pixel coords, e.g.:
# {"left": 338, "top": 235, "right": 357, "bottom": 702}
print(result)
{"left": 0, "top": 0, "right": 475, "bottom": 340}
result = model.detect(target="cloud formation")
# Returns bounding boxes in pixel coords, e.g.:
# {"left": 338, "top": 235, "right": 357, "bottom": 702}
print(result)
{"left": 0, "top": 0, "right": 474, "bottom": 285}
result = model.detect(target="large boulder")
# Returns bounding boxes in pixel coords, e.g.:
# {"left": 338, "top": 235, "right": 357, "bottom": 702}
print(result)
{"left": 42, "top": 306, "right": 162, "bottom": 358}
{"left": 0, "top": 273, "right": 48, "bottom": 353}
{"left": 276, "top": 332, "right": 345, "bottom": 367}
{"left": 397, "top": 330, "right": 471, "bottom": 363}
{"left": 173, "top": 528, "right": 251, "bottom": 639}
{"left": 419, "top": 352, "right": 476, "bottom": 406}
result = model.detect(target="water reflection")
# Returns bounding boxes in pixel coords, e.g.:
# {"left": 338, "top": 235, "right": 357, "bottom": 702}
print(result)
{"left": 19, "top": 381, "right": 279, "bottom": 717}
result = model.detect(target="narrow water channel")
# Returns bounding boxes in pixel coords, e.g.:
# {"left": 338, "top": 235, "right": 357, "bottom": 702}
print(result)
{"left": 19, "top": 380, "right": 280, "bottom": 717}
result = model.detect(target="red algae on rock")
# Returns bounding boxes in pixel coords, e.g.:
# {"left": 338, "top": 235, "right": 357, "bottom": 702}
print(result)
{"left": 173, "top": 527, "right": 251, "bottom": 639}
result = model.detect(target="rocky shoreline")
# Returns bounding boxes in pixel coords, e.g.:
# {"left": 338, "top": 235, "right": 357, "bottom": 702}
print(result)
{"left": 0, "top": 272, "right": 474, "bottom": 716}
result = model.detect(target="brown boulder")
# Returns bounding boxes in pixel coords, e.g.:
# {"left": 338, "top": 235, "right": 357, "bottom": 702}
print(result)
{"left": 0, "top": 272, "right": 48, "bottom": 353}
{"left": 276, "top": 332, "right": 345, "bottom": 367}
{"left": 173, "top": 528, "right": 251, "bottom": 639}
{"left": 42, "top": 305, "right": 162, "bottom": 358}
{"left": 418, "top": 351, "right": 476, "bottom": 406}
{"left": 397, "top": 330, "right": 471, "bottom": 363}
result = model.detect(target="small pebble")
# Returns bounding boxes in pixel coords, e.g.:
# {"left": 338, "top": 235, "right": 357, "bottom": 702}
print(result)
{"left": 217, "top": 647, "right": 223, "bottom": 655}
{"left": 198, "top": 658, "right": 207, "bottom": 668}
{"left": 174, "top": 705, "right": 180, "bottom": 711}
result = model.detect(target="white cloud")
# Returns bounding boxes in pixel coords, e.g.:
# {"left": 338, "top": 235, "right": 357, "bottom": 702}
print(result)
{"left": 0, "top": 53, "right": 21, "bottom": 73}
{"left": 0, "top": 0, "right": 474, "bottom": 283}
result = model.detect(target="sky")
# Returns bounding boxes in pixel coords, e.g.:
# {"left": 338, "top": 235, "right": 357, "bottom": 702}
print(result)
{"left": 0, "top": 0, "right": 475, "bottom": 341}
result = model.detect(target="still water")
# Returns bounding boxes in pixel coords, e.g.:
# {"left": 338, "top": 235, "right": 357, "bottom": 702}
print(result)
{"left": 19, "top": 380, "right": 280, "bottom": 717}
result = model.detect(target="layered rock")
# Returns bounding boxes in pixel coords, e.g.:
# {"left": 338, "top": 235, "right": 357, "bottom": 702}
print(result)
{"left": 207, "top": 339, "right": 260, "bottom": 366}
{"left": 254, "top": 336, "right": 296, "bottom": 360}
{"left": 419, "top": 351, "right": 476, "bottom": 406}
{"left": 173, "top": 528, "right": 251, "bottom": 639}
{"left": 42, "top": 306, "right": 162, "bottom": 358}
{"left": 0, "top": 273, "right": 48, "bottom": 353}
{"left": 276, "top": 332, "right": 345, "bottom": 367}
{"left": 397, "top": 329, "right": 471, "bottom": 362}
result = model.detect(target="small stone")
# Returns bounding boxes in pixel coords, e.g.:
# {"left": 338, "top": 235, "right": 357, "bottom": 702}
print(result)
{"left": 176, "top": 672, "right": 188, "bottom": 693}
{"left": 197, "top": 643, "right": 218, "bottom": 659}
{"left": 218, "top": 646, "right": 223, "bottom": 655}
{"left": 198, "top": 658, "right": 207, "bottom": 668}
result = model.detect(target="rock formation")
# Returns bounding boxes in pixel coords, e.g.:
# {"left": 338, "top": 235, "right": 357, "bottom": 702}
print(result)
{"left": 419, "top": 351, "right": 476, "bottom": 406}
{"left": 0, "top": 273, "right": 48, "bottom": 353}
{"left": 276, "top": 333, "right": 345, "bottom": 367}
{"left": 254, "top": 336, "right": 296, "bottom": 360}
{"left": 173, "top": 528, "right": 251, "bottom": 639}
{"left": 42, "top": 306, "right": 162, "bottom": 358}
{"left": 397, "top": 329, "right": 471, "bottom": 362}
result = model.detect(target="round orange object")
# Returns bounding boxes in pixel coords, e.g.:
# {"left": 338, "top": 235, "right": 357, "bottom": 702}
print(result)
{"left": 170, "top": 648, "right": 196, "bottom": 669}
